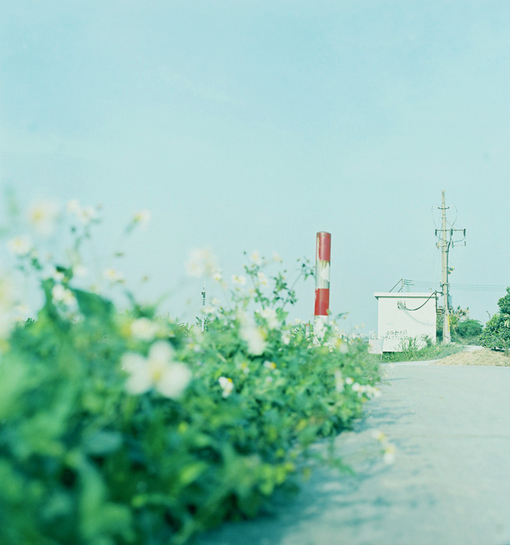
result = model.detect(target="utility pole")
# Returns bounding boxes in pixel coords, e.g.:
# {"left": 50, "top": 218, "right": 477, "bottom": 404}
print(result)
{"left": 435, "top": 190, "right": 466, "bottom": 344}
{"left": 439, "top": 191, "right": 451, "bottom": 343}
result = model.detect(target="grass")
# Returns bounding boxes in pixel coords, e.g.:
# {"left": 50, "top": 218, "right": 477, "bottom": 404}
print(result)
{"left": 380, "top": 341, "right": 467, "bottom": 363}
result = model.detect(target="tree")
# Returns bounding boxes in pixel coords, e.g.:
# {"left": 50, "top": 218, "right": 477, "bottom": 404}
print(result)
{"left": 480, "top": 287, "right": 510, "bottom": 352}
{"left": 496, "top": 287, "right": 510, "bottom": 314}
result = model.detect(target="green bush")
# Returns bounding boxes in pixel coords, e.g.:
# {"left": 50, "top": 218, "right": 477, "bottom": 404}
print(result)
{"left": 0, "top": 202, "right": 382, "bottom": 544}
{"left": 437, "top": 306, "right": 483, "bottom": 344}
{"left": 455, "top": 318, "right": 483, "bottom": 341}
{"left": 480, "top": 288, "right": 510, "bottom": 352}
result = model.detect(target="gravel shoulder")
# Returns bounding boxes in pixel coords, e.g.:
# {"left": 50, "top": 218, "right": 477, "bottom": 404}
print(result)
{"left": 433, "top": 346, "right": 510, "bottom": 367}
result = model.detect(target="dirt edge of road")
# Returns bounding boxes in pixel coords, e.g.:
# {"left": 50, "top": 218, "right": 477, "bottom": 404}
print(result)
{"left": 434, "top": 347, "right": 510, "bottom": 367}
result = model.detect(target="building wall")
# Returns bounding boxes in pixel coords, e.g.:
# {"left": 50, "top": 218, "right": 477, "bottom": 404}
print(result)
{"left": 375, "top": 293, "right": 437, "bottom": 352}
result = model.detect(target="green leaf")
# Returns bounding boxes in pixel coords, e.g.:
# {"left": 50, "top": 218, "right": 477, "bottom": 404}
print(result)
{"left": 72, "top": 289, "right": 113, "bottom": 318}
{"left": 83, "top": 431, "right": 123, "bottom": 456}
{"left": 178, "top": 462, "right": 209, "bottom": 487}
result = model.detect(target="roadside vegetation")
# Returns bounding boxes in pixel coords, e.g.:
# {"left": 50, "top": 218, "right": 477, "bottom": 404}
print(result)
{"left": 0, "top": 199, "right": 384, "bottom": 545}
{"left": 480, "top": 288, "right": 510, "bottom": 354}
{"left": 436, "top": 305, "right": 483, "bottom": 345}
{"left": 380, "top": 298, "right": 510, "bottom": 363}
{"left": 381, "top": 337, "right": 465, "bottom": 363}
{"left": 380, "top": 306, "right": 484, "bottom": 363}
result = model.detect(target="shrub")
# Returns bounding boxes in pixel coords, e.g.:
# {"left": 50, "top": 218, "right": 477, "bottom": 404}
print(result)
{"left": 455, "top": 318, "right": 483, "bottom": 340}
{"left": 0, "top": 201, "right": 382, "bottom": 544}
{"left": 437, "top": 306, "right": 483, "bottom": 344}
{"left": 480, "top": 288, "right": 510, "bottom": 352}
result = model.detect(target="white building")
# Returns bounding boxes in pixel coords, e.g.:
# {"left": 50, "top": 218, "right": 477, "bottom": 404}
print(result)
{"left": 374, "top": 292, "right": 437, "bottom": 352}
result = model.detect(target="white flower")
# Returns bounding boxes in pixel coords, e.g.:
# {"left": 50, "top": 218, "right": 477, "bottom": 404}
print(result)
{"left": 383, "top": 444, "right": 396, "bottom": 464}
{"left": 130, "top": 318, "right": 159, "bottom": 341}
{"left": 314, "top": 319, "right": 326, "bottom": 339}
{"left": 326, "top": 331, "right": 344, "bottom": 351}
{"left": 28, "top": 200, "right": 60, "bottom": 237}
{"left": 263, "top": 360, "right": 276, "bottom": 370}
{"left": 7, "top": 236, "right": 33, "bottom": 257}
{"left": 238, "top": 311, "right": 267, "bottom": 356}
{"left": 185, "top": 248, "right": 219, "bottom": 278}
{"left": 231, "top": 274, "right": 246, "bottom": 286}
{"left": 52, "top": 284, "right": 77, "bottom": 308}
{"left": 237, "top": 361, "right": 250, "bottom": 375}
{"left": 240, "top": 322, "right": 267, "bottom": 355}
{"left": 338, "top": 341, "right": 349, "bottom": 354}
{"left": 66, "top": 200, "right": 81, "bottom": 215}
{"left": 345, "top": 377, "right": 354, "bottom": 385}
{"left": 272, "top": 252, "right": 282, "bottom": 263}
{"left": 133, "top": 209, "right": 151, "bottom": 229}
{"left": 212, "top": 270, "right": 223, "bottom": 282}
{"left": 281, "top": 331, "right": 291, "bottom": 345}
{"left": 371, "top": 429, "right": 387, "bottom": 442}
{"left": 334, "top": 370, "right": 344, "bottom": 392}
{"left": 72, "top": 264, "right": 88, "bottom": 278}
{"left": 369, "top": 428, "right": 395, "bottom": 463}
{"left": 362, "top": 385, "right": 382, "bottom": 398}
{"left": 218, "top": 376, "right": 234, "bottom": 398}
{"left": 103, "top": 268, "right": 124, "bottom": 284}
{"left": 52, "top": 269, "right": 65, "bottom": 283}
{"left": 149, "top": 341, "right": 174, "bottom": 363}
{"left": 67, "top": 200, "right": 99, "bottom": 226}
{"left": 122, "top": 341, "right": 192, "bottom": 399}
{"left": 79, "top": 206, "right": 99, "bottom": 226}
{"left": 257, "top": 308, "right": 279, "bottom": 329}
{"left": 250, "top": 250, "right": 262, "bottom": 264}
{"left": 256, "top": 272, "right": 268, "bottom": 287}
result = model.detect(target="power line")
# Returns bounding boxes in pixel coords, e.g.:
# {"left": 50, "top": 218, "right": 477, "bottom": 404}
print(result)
{"left": 399, "top": 291, "right": 439, "bottom": 312}
{"left": 449, "top": 284, "right": 507, "bottom": 292}
{"left": 402, "top": 279, "right": 507, "bottom": 292}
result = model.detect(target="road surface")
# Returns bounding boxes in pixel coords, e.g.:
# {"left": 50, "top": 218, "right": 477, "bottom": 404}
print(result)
{"left": 201, "top": 362, "right": 510, "bottom": 545}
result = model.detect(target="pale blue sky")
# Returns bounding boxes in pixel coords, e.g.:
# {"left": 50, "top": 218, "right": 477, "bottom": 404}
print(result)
{"left": 2, "top": 1, "right": 510, "bottom": 331}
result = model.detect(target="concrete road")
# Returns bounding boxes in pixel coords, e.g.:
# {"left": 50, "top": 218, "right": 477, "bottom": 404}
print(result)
{"left": 201, "top": 363, "right": 510, "bottom": 545}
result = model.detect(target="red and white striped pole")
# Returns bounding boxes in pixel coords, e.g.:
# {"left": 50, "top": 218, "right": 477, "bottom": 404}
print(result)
{"left": 314, "top": 232, "right": 331, "bottom": 334}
